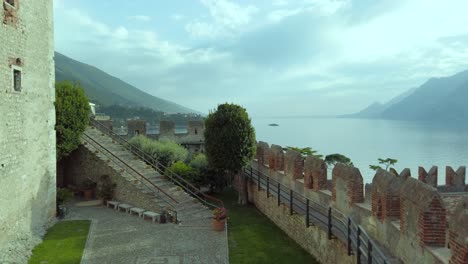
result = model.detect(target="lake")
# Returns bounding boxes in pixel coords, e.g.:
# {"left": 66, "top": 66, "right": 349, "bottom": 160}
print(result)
{"left": 252, "top": 117, "right": 468, "bottom": 184}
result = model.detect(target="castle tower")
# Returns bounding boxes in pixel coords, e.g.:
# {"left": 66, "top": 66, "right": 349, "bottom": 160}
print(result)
{"left": 127, "top": 119, "right": 147, "bottom": 137}
{"left": 159, "top": 120, "right": 175, "bottom": 138}
{"left": 0, "top": 0, "right": 56, "bottom": 259}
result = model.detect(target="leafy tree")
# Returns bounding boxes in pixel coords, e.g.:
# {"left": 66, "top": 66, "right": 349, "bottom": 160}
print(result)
{"left": 204, "top": 103, "right": 256, "bottom": 205}
{"left": 369, "top": 158, "right": 398, "bottom": 171}
{"left": 325, "top": 154, "right": 353, "bottom": 169}
{"left": 55, "top": 81, "right": 90, "bottom": 160}
{"left": 286, "top": 146, "right": 323, "bottom": 159}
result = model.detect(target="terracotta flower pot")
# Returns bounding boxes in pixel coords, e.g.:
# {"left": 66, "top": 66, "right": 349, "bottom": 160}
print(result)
{"left": 83, "top": 189, "right": 93, "bottom": 199}
{"left": 212, "top": 219, "right": 225, "bottom": 231}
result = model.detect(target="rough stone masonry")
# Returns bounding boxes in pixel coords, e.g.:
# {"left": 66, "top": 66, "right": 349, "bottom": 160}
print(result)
{"left": 0, "top": 1, "right": 56, "bottom": 263}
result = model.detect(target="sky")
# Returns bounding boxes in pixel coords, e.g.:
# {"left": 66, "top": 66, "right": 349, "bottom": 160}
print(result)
{"left": 53, "top": 0, "right": 468, "bottom": 117}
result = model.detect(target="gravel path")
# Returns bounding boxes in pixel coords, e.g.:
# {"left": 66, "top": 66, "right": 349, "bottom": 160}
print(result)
{"left": 64, "top": 203, "right": 228, "bottom": 264}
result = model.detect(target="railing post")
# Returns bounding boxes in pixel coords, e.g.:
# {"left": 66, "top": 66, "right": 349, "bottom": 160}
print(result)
{"left": 347, "top": 218, "right": 352, "bottom": 256}
{"left": 328, "top": 207, "right": 332, "bottom": 240}
{"left": 267, "top": 177, "right": 270, "bottom": 198}
{"left": 258, "top": 172, "right": 261, "bottom": 191}
{"left": 306, "top": 199, "right": 309, "bottom": 228}
{"left": 249, "top": 167, "right": 253, "bottom": 182}
{"left": 367, "top": 239, "right": 372, "bottom": 264}
{"left": 357, "top": 227, "right": 361, "bottom": 263}
{"left": 289, "top": 190, "right": 293, "bottom": 215}
{"left": 277, "top": 183, "right": 281, "bottom": 206}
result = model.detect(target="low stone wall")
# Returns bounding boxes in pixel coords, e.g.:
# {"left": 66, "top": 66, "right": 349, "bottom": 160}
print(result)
{"left": 247, "top": 141, "right": 468, "bottom": 264}
{"left": 62, "top": 145, "right": 162, "bottom": 213}
{"left": 247, "top": 182, "right": 355, "bottom": 264}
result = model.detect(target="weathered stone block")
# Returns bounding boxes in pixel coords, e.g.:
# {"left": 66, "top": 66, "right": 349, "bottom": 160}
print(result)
{"left": 446, "top": 166, "right": 466, "bottom": 192}
{"left": 256, "top": 141, "right": 269, "bottom": 165}
{"left": 418, "top": 166, "right": 438, "bottom": 187}
{"left": 331, "top": 164, "right": 364, "bottom": 213}
{"left": 268, "top": 144, "right": 284, "bottom": 172}
{"left": 304, "top": 156, "right": 327, "bottom": 191}
{"left": 284, "top": 149, "right": 303, "bottom": 181}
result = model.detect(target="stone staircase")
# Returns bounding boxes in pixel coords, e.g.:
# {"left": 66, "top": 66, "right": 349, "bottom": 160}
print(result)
{"left": 82, "top": 127, "right": 213, "bottom": 227}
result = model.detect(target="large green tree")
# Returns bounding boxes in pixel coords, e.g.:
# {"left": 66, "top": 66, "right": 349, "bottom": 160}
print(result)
{"left": 55, "top": 81, "right": 90, "bottom": 160}
{"left": 204, "top": 103, "right": 256, "bottom": 205}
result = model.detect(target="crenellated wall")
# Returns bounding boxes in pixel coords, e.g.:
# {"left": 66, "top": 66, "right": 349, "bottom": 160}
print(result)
{"left": 246, "top": 141, "right": 468, "bottom": 264}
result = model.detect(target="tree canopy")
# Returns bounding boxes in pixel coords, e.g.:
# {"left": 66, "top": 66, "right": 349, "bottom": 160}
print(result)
{"left": 204, "top": 103, "right": 256, "bottom": 203}
{"left": 325, "top": 153, "right": 353, "bottom": 167}
{"left": 369, "top": 158, "right": 398, "bottom": 171}
{"left": 286, "top": 146, "right": 323, "bottom": 159}
{"left": 55, "top": 81, "right": 90, "bottom": 160}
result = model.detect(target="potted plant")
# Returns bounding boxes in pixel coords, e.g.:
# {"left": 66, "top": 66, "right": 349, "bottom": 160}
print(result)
{"left": 212, "top": 207, "right": 227, "bottom": 231}
{"left": 56, "top": 188, "right": 73, "bottom": 219}
{"left": 82, "top": 178, "right": 96, "bottom": 199}
{"left": 96, "top": 175, "right": 116, "bottom": 204}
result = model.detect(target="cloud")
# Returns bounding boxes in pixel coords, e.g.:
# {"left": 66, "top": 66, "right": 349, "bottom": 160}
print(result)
{"left": 126, "top": 15, "right": 152, "bottom": 22}
{"left": 273, "top": 0, "right": 289, "bottom": 6}
{"left": 171, "top": 14, "right": 185, "bottom": 21}
{"left": 54, "top": 0, "right": 468, "bottom": 116}
{"left": 186, "top": 0, "right": 258, "bottom": 38}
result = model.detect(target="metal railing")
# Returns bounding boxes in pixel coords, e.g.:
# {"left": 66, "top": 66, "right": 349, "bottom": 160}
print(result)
{"left": 89, "top": 119, "right": 224, "bottom": 209}
{"left": 244, "top": 166, "right": 395, "bottom": 264}
{"left": 81, "top": 132, "right": 178, "bottom": 221}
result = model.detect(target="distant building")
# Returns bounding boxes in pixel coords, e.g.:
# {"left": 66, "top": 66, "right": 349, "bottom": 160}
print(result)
{"left": 0, "top": 0, "right": 56, "bottom": 260}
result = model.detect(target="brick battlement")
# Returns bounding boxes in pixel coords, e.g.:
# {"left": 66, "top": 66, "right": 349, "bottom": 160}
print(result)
{"left": 252, "top": 141, "right": 468, "bottom": 264}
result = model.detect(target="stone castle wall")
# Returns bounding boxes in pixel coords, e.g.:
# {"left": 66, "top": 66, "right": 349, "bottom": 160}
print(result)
{"left": 246, "top": 141, "right": 468, "bottom": 264}
{"left": 0, "top": 0, "right": 56, "bottom": 262}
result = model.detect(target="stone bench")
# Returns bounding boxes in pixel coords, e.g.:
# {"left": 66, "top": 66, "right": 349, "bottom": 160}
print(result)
{"left": 129, "top": 207, "right": 146, "bottom": 218}
{"left": 142, "top": 211, "right": 160, "bottom": 223}
{"left": 117, "top": 203, "right": 132, "bottom": 213}
{"left": 107, "top": 201, "right": 120, "bottom": 210}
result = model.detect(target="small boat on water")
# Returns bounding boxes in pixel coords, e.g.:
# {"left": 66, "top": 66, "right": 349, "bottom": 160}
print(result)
{"left": 268, "top": 123, "right": 279, "bottom": 126}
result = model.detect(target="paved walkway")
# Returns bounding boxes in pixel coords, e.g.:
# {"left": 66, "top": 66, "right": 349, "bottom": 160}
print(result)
{"left": 64, "top": 203, "right": 228, "bottom": 264}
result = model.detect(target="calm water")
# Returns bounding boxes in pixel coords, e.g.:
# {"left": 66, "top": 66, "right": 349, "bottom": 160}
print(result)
{"left": 252, "top": 117, "right": 468, "bottom": 184}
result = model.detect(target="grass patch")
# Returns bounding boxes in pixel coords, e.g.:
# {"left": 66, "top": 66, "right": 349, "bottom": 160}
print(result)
{"left": 217, "top": 189, "right": 320, "bottom": 264}
{"left": 29, "top": 220, "right": 91, "bottom": 264}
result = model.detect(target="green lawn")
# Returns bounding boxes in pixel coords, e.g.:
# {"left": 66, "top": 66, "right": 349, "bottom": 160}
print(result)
{"left": 29, "top": 220, "right": 91, "bottom": 264}
{"left": 217, "top": 190, "right": 320, "bottom": 264}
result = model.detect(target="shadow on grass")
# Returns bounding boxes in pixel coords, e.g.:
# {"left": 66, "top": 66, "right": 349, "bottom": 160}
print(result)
{"left": 216, "top": 189, "right": 320, "bottom": 264}
{"left": 29, "top": 220, "right": 91, "bottom": 264}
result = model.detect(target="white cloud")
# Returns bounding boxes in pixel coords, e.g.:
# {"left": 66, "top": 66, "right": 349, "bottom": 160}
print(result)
{"left": 273, "top": 0, "right": 289, "bottom": 6}
{"left": 267, "top": 8, "right": 303, "bottom": 23}
{"left": 304, "top": 0, "right": 349, "bottom": 15}
{"left": 171, "top": 14, "right": 185, "bottom": 21}
{"left": 126, "top": 15, "right": 152, "bottom": 22}
{"left": 54, "top": 0, "right": 468, "bottom": 115}
{"left": 186, "top": 0, "right": 258, "bottom": 38}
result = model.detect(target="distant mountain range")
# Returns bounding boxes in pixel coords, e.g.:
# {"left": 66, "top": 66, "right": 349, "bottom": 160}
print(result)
{"left": 343, "top": 69, "right": 468, "bottom": 122}
{"left": 55, "top": 52, "right": 197, "bottom": 114}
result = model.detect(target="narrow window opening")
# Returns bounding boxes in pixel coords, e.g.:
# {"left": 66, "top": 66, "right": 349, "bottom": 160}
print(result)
{"left": 134, "top": 130, "right": 140, "bottom": 136}
{"left": 5, "top": 0, "right": 15, "bottom": 8}
{"left": 194, "top": 128, "right": 198, "bottom": 135}
{"left": 13, "top": 68, "right": 21, "bottom": 92}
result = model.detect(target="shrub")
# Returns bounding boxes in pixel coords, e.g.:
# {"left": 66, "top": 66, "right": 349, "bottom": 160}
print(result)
{"left": 190, "top": 153, "right": 208, "bottom": 171}
{"left": 165, "top": 161, "right": 197, "bottom": 182}
{"left": 56, "top": 188, "right": 73, "bottom": 205}
{"left": 129, "top": 135, "right": 188, "bottom": 168}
